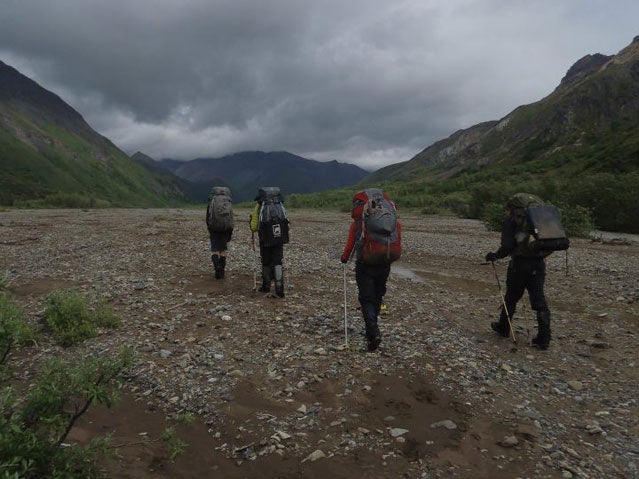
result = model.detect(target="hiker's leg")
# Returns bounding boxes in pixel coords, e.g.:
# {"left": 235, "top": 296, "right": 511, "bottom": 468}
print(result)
{"left": 272, "top": 245, "right": 285, "bottom": 297}
{"left": 528, "top": 260, "right": 551, "bottom": 349}
{"left": 210, "top": 233, "right": 225, "bottom": 279}
{"left": 211, "top": 252, "right": 222, "bottom": 279}
{"left": 493, "top": 259, "right": 526, "bottom": 336}
{"left": 372, "top": 264, "right": 391, "bottom": 321}
{"left": 219, "top": 254, "right": 227, "bottom": 279}
{"left": 217, "top": 229, "right": 232, "bottom": 279}
{"left": 356, "top": 263, "right": 381, "bottom": 350}
{"left": 259, "top": 245, "right": 273, "bottom": 292}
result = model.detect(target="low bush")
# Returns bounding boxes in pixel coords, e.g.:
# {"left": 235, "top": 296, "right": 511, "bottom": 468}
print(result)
{"left": 45, "top": 290, "right": 97, "bottom": 346}
{"left": 1, "top": 348, "right": 133, "bottom": 478}
{"left": 0, "top": 294, "right": 35, "bottom": 368}
{"left": 44, "top": 290, "right": 121, "bottom": 347}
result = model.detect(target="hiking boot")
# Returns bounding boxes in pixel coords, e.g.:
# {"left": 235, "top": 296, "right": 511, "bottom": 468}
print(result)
{"left": 259, "top": 265, "right": 271, "bottom": 293}
{"left": 532, "top": 310, "right": 551, "bottom": 350}
{"left": 219, "top": 256, "right": 226, "bottom": 279}
{"left": 491, "top": 321, "right": 510, "bottom": 338}
{"left": 367, "top": 334, "right": 381, "bottom": 351}
{"left": 531, "top": 335, "right": 549, "bottom": 350}
{"left": 274, "top": 264, "right": 284, "bottom": 298}
{"left": 211, "top": 254, "right": 222, "bottom": 279}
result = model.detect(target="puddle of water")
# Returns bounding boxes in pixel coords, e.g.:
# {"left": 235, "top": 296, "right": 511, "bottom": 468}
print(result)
{"left": 392, "top": 265, "right": 494, "bottom": 295}
{"left": 392, "top": 265, "right": 428, "bottom": 284}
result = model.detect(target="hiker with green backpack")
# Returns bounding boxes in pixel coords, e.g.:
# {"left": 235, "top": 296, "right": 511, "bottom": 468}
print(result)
{"left": 341, "top": 188, "right": 401, "bottom": 351}
{"left": 485, "top": 193, "right": 570, "bottom": 350}
{"left": 206, "top": 186, "right": 234, "bottom": 279}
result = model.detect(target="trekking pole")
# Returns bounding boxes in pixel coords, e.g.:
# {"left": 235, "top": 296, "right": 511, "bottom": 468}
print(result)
{"left": 490, "top": 260, "right": 516, "bottom": 343}
{"left": 343, "top": 263, "right": 348, "bottom": 348}
{"left": 251, "top": 232, "right": 257, "bottom": 291}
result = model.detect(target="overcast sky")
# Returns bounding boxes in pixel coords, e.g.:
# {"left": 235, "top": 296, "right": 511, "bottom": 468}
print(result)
{"left": 1, "top": 1, "right": 638, "bottom": 171}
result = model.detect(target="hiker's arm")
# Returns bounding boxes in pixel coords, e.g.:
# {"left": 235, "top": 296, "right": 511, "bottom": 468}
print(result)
{"left": 494, "top": 217, "right": 516, "bottom": 259}
{"left": 341, "top": 222, "right": 356, "bottom": 263}
{"left": 249, "top": 204, "right": 259, "bottom": 233}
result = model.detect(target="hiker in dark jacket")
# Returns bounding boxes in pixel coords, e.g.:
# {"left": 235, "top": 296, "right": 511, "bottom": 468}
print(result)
{"left": 249, "top": 188, "right": 289, "bottom": 298}
{"left": 485, "top": 196, "right": 552, "bottom": 349}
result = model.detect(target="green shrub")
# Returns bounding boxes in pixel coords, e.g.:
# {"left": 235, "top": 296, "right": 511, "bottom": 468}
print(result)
{"left": 481, "top": 203, "right": 507, "bottom": 232}
{"left": 45, "top": 290, "right": 96, "bottom": 347}
{"left": 0, "top": 270, "right": 10, "bottom": 292}
{"left": 0, "top": 294, "right": 36, "bottom": 368}
{"left": 1, "top": 348, "right": 133, "bottom": 478}
{"left": 93, "top": 300, "right": 121, "bottom": 329}
{"left": 557, "top": 204, "right": 594, "bottom": 238}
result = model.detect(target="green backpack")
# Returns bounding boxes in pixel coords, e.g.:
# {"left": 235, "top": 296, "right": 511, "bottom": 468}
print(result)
{"left": 507, "top": 193, "right": 570, "bottom": 254}
{"left": 207, "top": 186, "right": 234, "bottom": 232}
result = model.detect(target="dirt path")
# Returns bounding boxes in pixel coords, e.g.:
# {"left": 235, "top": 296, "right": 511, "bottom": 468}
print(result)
{"left": 1, "top": 208, "right": 638, "bottom": 478}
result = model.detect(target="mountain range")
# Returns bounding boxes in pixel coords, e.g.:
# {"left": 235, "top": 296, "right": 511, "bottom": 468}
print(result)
{"left": 1, "top": 34, "right": 638, "bottom": 232}
{"left": 0, "top": 60, "right": 367, "bottom": 206}
{"left": 155, "top": 151, "right": 368, "bottom": 202}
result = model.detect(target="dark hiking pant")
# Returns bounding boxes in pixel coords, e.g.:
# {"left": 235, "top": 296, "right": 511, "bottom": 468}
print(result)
{"left": 499, "top": 256, "right": 550, "bottom": 324}
{"left": 259, "top": 244, "right": 284, "bottom": 293}
{"left": 355, "top": 262, "right": 391, "bottom": 339}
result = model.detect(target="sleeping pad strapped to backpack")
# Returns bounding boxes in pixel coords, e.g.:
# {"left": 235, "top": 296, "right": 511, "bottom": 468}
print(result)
{"left": 507, "top": 193, "right": 570, "bottom": 254}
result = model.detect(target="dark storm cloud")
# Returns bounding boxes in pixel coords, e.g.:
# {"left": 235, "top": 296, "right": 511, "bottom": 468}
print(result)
{"left": 1, "top": 0, "right": 638, "bottom": 170}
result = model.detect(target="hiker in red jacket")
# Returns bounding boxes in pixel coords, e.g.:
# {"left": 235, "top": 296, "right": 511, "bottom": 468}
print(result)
{"left": 341, "top": 189, "right": 401, "bottom": 351}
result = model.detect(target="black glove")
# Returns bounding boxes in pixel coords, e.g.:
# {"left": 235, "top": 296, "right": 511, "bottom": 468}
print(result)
{"left": 485, "top": 252, "right": 498, "bottom": 262}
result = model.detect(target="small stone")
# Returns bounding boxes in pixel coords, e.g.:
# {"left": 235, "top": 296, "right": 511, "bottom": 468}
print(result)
{"left": 499, "top": 435, "right": 518, "bottom": 447}
{"left": 567, "top": 380, "right": 584, "bottom": 391}
{"left": 302, "top": 450, "right": 326, "bottom": 462}
{"left": 430, "top": 420, "right": 457, "bottom": 430}
{"left": 390, "top": 428, "right": 409, "bottom": 437}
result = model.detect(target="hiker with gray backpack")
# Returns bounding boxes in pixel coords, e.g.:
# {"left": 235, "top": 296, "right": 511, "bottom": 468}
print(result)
{"left": 341, "top": 188, "right": 401, "bottom": 351}
{"left": 206, "top": 186, "right": 234, "bottom": 279}
{"left": 250, "top": 187, "right": 290, "bottom": 298}
{"left": 485, "top": 193, "right": 570, "bottom": 350}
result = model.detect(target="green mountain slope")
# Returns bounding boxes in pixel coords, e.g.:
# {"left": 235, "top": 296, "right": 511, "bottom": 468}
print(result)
{"left": 362, "top": 36, "right": 639, "bottom": 233}
{"left": 0, "top": 60, "right": 193, "bottom": 207}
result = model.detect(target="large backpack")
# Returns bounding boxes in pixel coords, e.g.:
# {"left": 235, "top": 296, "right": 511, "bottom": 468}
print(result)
{"left": 507, "top": 193, "right": 570, "bottom": 254}
{"left": 207, "top": 186, "right": 234, "bottom": 232}
{"left": 352, "top": 188, "right": 401, "bottom": 265}
{"left": 257, "top": 187, "right": 290, "bottom": 247}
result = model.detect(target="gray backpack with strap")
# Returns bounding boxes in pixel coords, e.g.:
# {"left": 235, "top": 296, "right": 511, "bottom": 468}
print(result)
{"left": 207, "top": 186, "right": 234, "bottom": 232}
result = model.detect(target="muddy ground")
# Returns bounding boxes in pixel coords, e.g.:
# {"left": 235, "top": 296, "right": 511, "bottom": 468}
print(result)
{"left": 1, "top": 208, "right": 638, "bottom": 478}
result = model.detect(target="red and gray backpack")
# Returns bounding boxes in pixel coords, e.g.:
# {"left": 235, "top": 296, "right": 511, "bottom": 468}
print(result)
{"left": 352, "top": 188, "right": 401, "bottom": 265}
